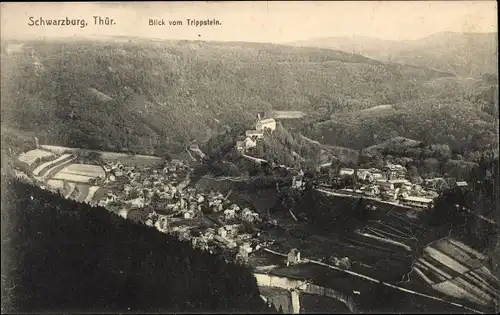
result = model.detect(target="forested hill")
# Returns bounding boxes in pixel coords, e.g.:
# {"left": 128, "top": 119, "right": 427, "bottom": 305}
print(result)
{"left": 1, "top": 174, "right": 272, "bottom": 313}
{"left": 1, "top": 38, "right": 455, "bottom": 155}
{"left": 289, "top": 32, "right": 498, "bottom": 77}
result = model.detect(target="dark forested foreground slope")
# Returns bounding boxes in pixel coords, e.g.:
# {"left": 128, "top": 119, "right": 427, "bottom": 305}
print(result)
{"left": 3, "top": 37, "right": 496, "bottom": 155}
{"left": 0, "top": 174, "right": 273, "bottom": 313}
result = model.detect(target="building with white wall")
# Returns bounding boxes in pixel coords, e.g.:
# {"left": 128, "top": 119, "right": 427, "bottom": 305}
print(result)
{"left": 256, "top": 118, "right": 276, "bottom": 132}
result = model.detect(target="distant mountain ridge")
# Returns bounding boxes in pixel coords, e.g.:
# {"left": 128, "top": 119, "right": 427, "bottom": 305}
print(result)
{"left": 289, "top": 32, "right": 498, "bottom": 77}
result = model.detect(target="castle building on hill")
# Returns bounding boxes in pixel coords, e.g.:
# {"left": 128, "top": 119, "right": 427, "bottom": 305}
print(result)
{"left": 256, "top": 118, "right": 276, "bottom": 132}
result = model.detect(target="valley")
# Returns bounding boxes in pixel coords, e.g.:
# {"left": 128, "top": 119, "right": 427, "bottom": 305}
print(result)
{"left": 1, "top": 22, "right": 498, "bottom": 314}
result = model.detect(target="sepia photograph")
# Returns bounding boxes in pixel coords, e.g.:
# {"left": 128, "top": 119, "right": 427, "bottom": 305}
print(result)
{"left": 1, "top": 1, "right": 499, "bottom": 314}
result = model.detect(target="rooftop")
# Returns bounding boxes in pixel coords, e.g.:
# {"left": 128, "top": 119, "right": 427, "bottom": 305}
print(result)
{"left": 403, "top": 196, "right": 434, "bottom": 203}
{"left": 257, "top": 118, "right": 276, "bottom": 124}
{"left": 384, "top": 164, "right": 407, "bottom": 170}
{"left": 246, "top": 130, "right": 264, "bottom": 135}
{"left": 388, "top": 179, "right": 411, "bottom": 184}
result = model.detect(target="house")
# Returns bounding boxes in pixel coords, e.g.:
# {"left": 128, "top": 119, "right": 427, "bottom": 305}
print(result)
{"left": 224, "top": 224, "right": 241, "bottom": 236}
{"left": 230, "top": 204, "right": 241, "bottom": 212}
{"left": 339, "top": 168, "right": 355, "bottom": 176}
{"left": 292, "top": 176, "right": 304, "bottom": 189}
{"left": 104, "top": 193, "right": 118, "bottom": 203}
{"left": 241, "top": 209, "right": 260, "bottom": 223}
{"left": 401, "top": 196, "right": 434, "bottom": 209}
{"left": 218, "top": 227, "right": 228, "bottom": 238}
{"left": 377, "top": 180, "right": 395, "bottom": 191}
{"left": 244, "top": 137, "right": 257, "bottom": 149}
{"left": 369, "top": 168, "right": 386, "bottom": 180}
{"left": 189, "top": 144, "right": 199, "bottom": 151}
{"left": 184, "top": 210, "right": 195, "bottom": 219}
{"left": 115, "top": 170, "right": 124, "bottom": 177}
{"left": 126, "top": 197, "right": 145, "bottom": 208}
{"left": 145, "top": 212, "right": 157, "bottom": 227}
{"left": 383, "top": 164, "right": 407, "bottom": 180}
{"left": 357, "top": 169, "right": 374, "bottom": 182}
{"left": 389, "top": 179, "right": 412, "bottom": 188}
{"left": 214, "top": 235, "right": 237, "bottom": 249}
{"left": 236, "top": 140, "right": 246, "bottom": 152}
{"left": 287, "top": 248, "right": 301, "bottom": 266}
{"left": 224, "top": 209, "right": 236, "bottom": 220}
{"left": 381, "top": 189, "right": 397, "bottom": 200}
{"left": 255, "top": 118, "right": 276, "bottom": 132}
{"left": 237, "top": 246, "right": 250, "bottom": 262}
{"left": 240, "top": 242, "right": 253, "bottom": 254}
{"left": 365, "top": 185, "right": 380, "bottom": 196}
{"left": 245, "top": 130, "right": 264, "bottom": 138}
{"left": 456, "top": 181, "right": 468, "bottom": 188}
{"left": 155, "top": 215, "right": 168, "bottom": 232}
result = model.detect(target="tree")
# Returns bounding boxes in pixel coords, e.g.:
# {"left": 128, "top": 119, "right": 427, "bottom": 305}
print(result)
{"left": 2, "top": 175, "right": 272, "bottom": 313}
{"left": 407, "top": 165, "right": 419, "bottom": 178}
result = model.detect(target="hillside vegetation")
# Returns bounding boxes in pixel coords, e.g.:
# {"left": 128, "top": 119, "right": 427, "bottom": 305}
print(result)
{"left": 1, "top": 38, "right": 465, "bottom": 154}
{"left": 290, "top": 32, "right": 498, "bottom": 77}
{"left": 1, "top": 173, "right": 272, "bottom": 313}
{"left": 305, "top": 92, "right": 498, "bottom": 151}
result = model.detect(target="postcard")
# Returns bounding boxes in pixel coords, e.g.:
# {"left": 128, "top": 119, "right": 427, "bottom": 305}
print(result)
{"left": 1, "top": 1, "right": 498, "bottom": 314}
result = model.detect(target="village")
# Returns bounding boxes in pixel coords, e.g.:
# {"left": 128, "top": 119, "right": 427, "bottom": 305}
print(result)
{"left": 96, "top": 157, "right": 268, "bottom": 263}
{"left": 11, "top": 112, "right": 473, "bottom": 265}
{"left": 315, "top": 163, "right": 469, "bottom": 210}
{"left": 232, "top": 113, "right": 467, "bottom": 212}
{"left": 10, "top": 115, "right": 492, "bottom": 314}
{"left": 12, "top": 141, "right": 275, "bottom": 265}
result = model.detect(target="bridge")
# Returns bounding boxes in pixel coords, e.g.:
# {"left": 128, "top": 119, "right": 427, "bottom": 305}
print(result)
{"left": 254, "top": 272, "right": 358, "bottom": 313}
{"left": 258, "top": 248, "right": 484, "bottom": 314}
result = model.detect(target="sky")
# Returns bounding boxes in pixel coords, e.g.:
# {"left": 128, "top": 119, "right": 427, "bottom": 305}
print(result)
{"left": 1, "top": 1, "right": 497, "bottom": 43}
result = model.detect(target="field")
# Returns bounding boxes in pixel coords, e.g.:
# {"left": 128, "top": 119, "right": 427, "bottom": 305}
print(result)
{"left": 265, "top": 201, "right": 420, "bottom": 282}
{"left": 57, "top": 164, "right": 105, "bottom": 178}
{"left": 85, "top": 186, "right": 101, "bottom": 203}
{"left": 63, "top": 182, "right": 76, "bottom": 198}
{"left": 17, "top": 149, "right": 54, "bottom": 166}
{"left": 53, "top": 173, "right": 95, "bottom": 183}
{"left": 91, "top": 187, "right": 108, "bottom": 202}
{"left": 40, "top": 145, "right": 163, "bottom": 166}
{"left": 52, "top": 164, "right": 105, "bottom": 183}
{"left": 413, "top": 237, "right": 499, "bottom": 308}
{"left": 33, "top": 154, "right": 72, "bottom": 176}
{"left": 74, "top": 184, "right": 90, "bottom": 202}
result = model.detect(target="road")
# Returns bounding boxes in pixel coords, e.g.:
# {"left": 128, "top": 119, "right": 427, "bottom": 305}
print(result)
{"left": 315, "top": 187, "right": 414, "bottom": 209}
{"left": 241, "top": 154, "right": 268, "bottom": 164}
{"left": 262, "top": 248, "right": 482, "bottom": 314}
{"left": 300, "top": 134, "right": 359, "bottom": 154}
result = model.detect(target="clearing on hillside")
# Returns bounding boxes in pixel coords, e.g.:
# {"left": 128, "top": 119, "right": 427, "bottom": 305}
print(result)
{"left": 56, "top": 164, "right": 105, "bottom": 178}
{"left": 18, "top": 149, "right": 54, "bottom": 166}
{"left": 33, "top": 154, "right": 72, "bottom": 176}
